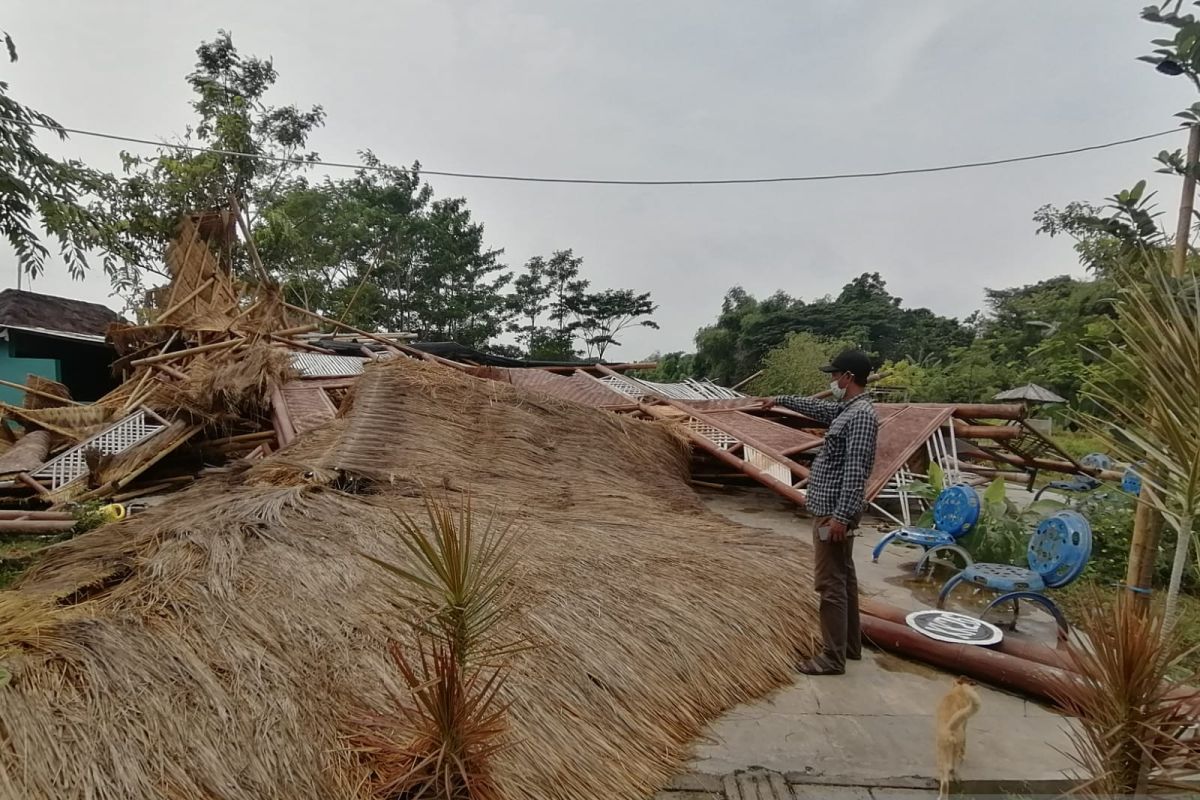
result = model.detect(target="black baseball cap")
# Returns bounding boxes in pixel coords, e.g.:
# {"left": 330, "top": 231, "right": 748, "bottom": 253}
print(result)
{"left": 820, "top": 349, "right": 872, "bottom": 383}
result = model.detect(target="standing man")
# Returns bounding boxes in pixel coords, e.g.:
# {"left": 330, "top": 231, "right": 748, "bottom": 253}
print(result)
{"left": 763, "top": 349, "right": 878, "bottom": 676}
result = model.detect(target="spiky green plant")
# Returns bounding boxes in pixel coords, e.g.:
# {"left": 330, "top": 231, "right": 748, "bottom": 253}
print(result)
{"left": 349, "top": 492, "right": 528, "bottom": 800}
{"left": 1048, "top": 591, "right": 1199, "bottom": 797}
{"left": 1079, "top": 259, "right": 1200, "bottom": 631}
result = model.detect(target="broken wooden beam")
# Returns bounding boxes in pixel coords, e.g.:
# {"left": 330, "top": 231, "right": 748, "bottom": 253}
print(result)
{"left": 951, "top": 422, "right": 1022, "bottom": 440}
{"left": 131, "top": 337, "right": 243, "bottom": 367}
{"left": 0, "top": 519, "right": 75, "bottom": 534}
{"left": 945, "top": 403, "right": 1026, "bottom": 421}
{"left": 0, "top": 378, "right": 85, "bottom": 407}
{"left": 0, "top": 510, "right": 73, "bottom": 521}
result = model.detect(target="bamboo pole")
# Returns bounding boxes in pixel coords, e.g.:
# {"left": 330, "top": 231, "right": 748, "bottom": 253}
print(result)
{"left": 0, "top": 510, "right": 73, "bottom": 520}
{"left": 951, "top": 422, "right": 1022, "bottom": 440}
{"left": 273, "top": 324, "right": 320, "bottom": 338}
{"left": 149, "top": 363, "right": 189, "bottom": 382}
{"left": 945, "top": 403, "right": 1027, "bottom": 421}
{"left": 730, "top": 370, "right": 763, "bottom": 392}
{"left": 200, "top": 431, "right": 275, "bottom": 447}
{"left": 131, "top": 337, "right": 243, "bottom": 367}
{"left": 269, "top": 334, "right": 336, "bottom": 354}
{"left": 119, "top": 331, "right": 180, "bottom": 415}
{"left": 155, "top": 276, "right": 215, "bottom": 324}
{"left": 270, "top": 385, "right": 295, "bottom": 447}
{"left": 229, "top": 195, "right": 275, "bottom": 287}
{"left": 638, "top": 395, "right": 811, "bottom": 481}
{"left": 0, "top": 519, "right": 75, "bottom": 534}
{"left": 15, "top": 474, "right": 50, "bottom": 498}
{"left": 1127, "top": 122, "right": 1200, "bottom": 608}
{"left": 0, "top": 378, "right": 85, "bottom": 406}
{"left": 282, "top": 303, "right": 404, "bottom": 354}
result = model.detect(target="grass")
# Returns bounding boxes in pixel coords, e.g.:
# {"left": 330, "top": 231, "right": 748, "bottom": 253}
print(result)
{"left": 0, "top": 535, "right": 54, "bottom": 590}
{"left": 1052, "top": 431, "right": 1110, "bottom": 462}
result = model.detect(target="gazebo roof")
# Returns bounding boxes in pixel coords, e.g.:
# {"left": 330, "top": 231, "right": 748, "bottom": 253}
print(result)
{"left": 992, "top": 383, "right": 1067, "bottom": 404}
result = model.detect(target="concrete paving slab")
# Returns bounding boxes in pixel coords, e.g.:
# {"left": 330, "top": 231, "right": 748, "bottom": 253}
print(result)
{"left": 793, "top": 785, "right": 871, "bottom": 800}
{"left": 673, "top": 488, "right": 1079, "bottom": 791}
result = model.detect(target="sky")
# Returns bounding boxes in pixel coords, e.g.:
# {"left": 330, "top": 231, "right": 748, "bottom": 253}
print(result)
{"left": 3, "top": 1, "right": 1195, "bottom": 360}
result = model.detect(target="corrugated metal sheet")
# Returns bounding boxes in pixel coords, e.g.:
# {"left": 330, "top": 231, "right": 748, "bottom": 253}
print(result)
{"left": 504, "top": 370, "right": 630, "bottom": 407}
{"left": 599, "top": 375, "right": 745, "bottom": 401}
{"left": 290, "top": 352, "right": 366, "bottom": 378}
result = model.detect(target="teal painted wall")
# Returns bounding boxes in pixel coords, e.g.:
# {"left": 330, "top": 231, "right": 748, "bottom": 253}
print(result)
{"left": 0, "top": 339, "right": 61, "bottom": 406}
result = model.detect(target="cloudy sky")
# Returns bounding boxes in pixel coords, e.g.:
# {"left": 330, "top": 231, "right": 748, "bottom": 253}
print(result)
{"left": 3, "top": 1, "right": 1194, "bottom": 358}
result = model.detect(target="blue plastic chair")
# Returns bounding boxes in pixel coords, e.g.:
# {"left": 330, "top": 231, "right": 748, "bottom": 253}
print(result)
{"left": 872, "top": 484, "right": 981, "bottom": 573}
{"left": 1033, "top": 453, "right": 1112, "bottom": 500}
{"left": 936, "top": 510, "right": 1092, "bottom": 635}
{"left": 1122, "top": 463, "right": 1143, "bottom": 495}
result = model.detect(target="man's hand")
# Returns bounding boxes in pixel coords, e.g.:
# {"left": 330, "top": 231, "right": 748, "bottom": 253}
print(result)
{"left": 828, "top": 518, "right": 848, "bottom": 542}
{"left": 761, "top": 397, "right": 776, "bottom": 411}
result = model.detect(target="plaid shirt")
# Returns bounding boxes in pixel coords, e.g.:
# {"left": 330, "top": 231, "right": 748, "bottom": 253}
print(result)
{"left": 775, "top": 393, "right": 878, "bottom": 524}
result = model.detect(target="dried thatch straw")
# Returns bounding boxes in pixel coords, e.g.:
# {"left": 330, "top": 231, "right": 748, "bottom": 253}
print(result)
{"left": 21, "top": 375, "right": 71, "bottom": 410}
{"left": 1, "top": 404, "right": 116, "bottom": 442}
{"left": 0, "top": 358, "right": 820, "bottom": 800}
{"left": 0, "top": 430, "right": 52, "bottom": 476}
{"left": 144, "top": 342, "right": 297, "bottom": 425}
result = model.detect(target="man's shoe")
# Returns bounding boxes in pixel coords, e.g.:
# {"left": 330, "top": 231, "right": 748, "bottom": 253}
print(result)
{"left": 796, "top": 657, "right": 845, "bottom": 676}
{"left": 847, "top": 652, "right": 862, "bottom": 661}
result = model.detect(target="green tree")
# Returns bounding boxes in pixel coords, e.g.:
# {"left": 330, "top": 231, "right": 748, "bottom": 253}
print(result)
{"left": 573, "top": 288, "right": 658, "bottom": 360}
{"left": 748, "top": 332, "right": 853, "bottom": 396}
{"left": 256, "top": 155, "right": 511, "bottom": 347}
{"left": 635, "top": 351, "right": 697, "bottom": 383}
{"left": 98, "top": 30, "right": 325, "bottom": 298}
{"left": 504, "top": 250, "right": 584, "bottom": 359}
{"left": 692, "top": 274, "right": 971, "bottom": 386}
{"left": 1, "top": 30, "right": 124, "bottom": 281}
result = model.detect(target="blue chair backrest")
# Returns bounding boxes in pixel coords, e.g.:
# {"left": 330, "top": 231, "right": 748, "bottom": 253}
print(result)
{"left": 1027, "top": 510, "right": 1092, "bottom": 588}
{"left": 932, "top": 484, "right": 981, "bottom": 538}
{"left": 1080, "top": 452, "right": 1113, "bottom": 471}
{"left": 1122, "top": 463, "right": 1143, "bottom": 495}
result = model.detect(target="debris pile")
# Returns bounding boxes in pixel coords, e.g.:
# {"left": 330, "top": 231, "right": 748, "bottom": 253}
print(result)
{"left": 0, "top": 357, "right": 820, "bottom": 800}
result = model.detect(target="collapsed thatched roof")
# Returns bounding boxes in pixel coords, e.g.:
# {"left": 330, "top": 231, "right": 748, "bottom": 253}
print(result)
{"left": 0, "top": 358, "right": 820, "bottom": 800}
{"left": 0, "top": 289, "right": 123, "bottom": 336}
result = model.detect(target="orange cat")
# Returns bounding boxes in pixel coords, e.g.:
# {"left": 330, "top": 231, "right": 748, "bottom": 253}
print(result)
{"left": 935, "top": 676, "right": 981, "bottom": 799}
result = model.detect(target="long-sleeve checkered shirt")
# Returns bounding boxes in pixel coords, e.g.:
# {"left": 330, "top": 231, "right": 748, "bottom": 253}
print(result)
{"left": 774, "top": 393, "right": 879, "bottom": 525}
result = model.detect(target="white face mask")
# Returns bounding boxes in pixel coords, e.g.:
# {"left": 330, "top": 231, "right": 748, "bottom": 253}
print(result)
{"left": 829, "top": 379, "right": 846, "bottom": 401}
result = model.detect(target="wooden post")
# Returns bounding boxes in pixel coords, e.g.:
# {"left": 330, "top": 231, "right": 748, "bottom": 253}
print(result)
{"left": 1172, "top": 124, "right": 1200, "bottom": 278}
{"left": 0, "top": 378, "right": 85, "bottom": 406}
{"left": 229, "top": 195, "right": 275, "bottom": 287}
{"left": 1126, "top": 122, "right": 1200, "bottom": 606}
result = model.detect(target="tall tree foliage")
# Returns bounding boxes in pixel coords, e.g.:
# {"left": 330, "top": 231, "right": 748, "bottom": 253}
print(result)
{"left": 98, "top": 31, "right": 325, "bottom": 297}
{"left": 256, "top": 155, "right": 511, "bottom": 347}
{"left": 504, "top": 250, "right": 658, "bottom": 360}
{"left": 1, "top": 30, "right": 123, "bottom": 281}
{"left": 691, "top": 273, "right": 973, "bottom": 385}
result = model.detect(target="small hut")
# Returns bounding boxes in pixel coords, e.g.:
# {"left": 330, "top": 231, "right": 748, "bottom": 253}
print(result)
{"left": 993, "top": 383, "right": 1066, "bottom": 435}
{"left": 992, "top": 383, "right": 1067, "bottom": 405}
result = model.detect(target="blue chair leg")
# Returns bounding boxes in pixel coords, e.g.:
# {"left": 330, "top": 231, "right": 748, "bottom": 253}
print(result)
{"left": 981, "top": 591, "right": 1070, "bottom": 637}
{"left": 871, "top": 531, "right": 901, "bottom": 563}
{"left": 916, "top": 545, "right": 973, "bottom": 576}
{"left": 936, "top": 572, "right": 966, "bottom": 609}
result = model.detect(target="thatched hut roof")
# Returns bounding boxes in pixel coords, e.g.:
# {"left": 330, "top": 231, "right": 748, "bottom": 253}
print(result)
{"left": 0, "top": 358, "right": 820, "bottom": 800}
{"left": 0, "top": 289, "right": 123, "bottom": 336}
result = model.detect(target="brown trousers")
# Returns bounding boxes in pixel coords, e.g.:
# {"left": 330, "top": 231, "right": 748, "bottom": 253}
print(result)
{"left": 811, "top": 516, "right": 862, "bottom": 669}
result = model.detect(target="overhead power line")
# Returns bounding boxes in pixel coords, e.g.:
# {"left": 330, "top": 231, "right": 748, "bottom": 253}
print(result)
{"left": 0, "top": 114, "right": 1185, "bottom": 186}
